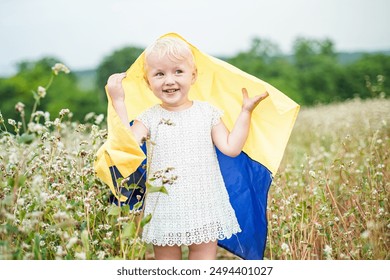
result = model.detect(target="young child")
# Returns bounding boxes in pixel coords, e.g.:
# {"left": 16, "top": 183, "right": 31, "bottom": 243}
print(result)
{"left": 106, "top": 37, "right": 268, "bottom": 260}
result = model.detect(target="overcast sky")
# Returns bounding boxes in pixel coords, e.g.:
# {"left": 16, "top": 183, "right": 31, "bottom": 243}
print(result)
{"left": 1, "top": 0, "right": 389, "bottom": 75}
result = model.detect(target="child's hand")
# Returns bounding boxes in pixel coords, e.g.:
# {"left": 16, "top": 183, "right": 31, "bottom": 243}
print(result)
{"left": 106, "top": 73, "right": 127, "bottom": 101}
{"left": 241, "top": 88, "right": 269, "bottom": 113}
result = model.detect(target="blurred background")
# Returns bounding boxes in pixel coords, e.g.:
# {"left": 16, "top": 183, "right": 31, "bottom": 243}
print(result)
{"left": 1, "top": 0, "right": 389, "bottom": 122}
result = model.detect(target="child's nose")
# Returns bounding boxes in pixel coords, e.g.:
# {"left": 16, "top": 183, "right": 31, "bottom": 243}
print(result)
{"left": 164, "top": 74, "right": 175, "bottom": 85}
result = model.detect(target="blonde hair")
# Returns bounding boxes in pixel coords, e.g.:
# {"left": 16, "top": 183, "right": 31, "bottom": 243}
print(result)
{"left": 144, "top": 37, "right": 196, "bottom": 69}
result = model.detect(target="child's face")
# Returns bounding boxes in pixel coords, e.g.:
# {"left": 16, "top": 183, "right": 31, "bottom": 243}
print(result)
{"left": 145, "top": 53, "right": 197, "bottom": 110}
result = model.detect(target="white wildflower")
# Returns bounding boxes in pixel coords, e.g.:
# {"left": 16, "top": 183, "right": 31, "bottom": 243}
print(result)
{"left": 28, "top": 123, "right": 45, "bottom": 134}
{"left": 62, "top": 231, "right": 69, "bottom": 239}
{"left": 361, "top": 230, "right": 370, "bottom": 239}
{"left": 117, "top": 216, "right": 130, "bottom": 223}
{"left": 40, "top": 192, "right": 49, "bottom": 202}
{"left": 79, "top": 140, "right": 88, "bottom": 146}
{"left": 367, "top": 220, "right": 375, "bottom": 229}
{"left": 8, "top": 119, "right": 16, "bottom": 126}
{"left": 21, "top": 243, "right": 31, "bottom": 249}
{"left": 44, "top": 111, "right": 50, "bottom": 121}
{"left": 97, "top": 251, "right": 105, "bottom": 260}
{"left": 57, "top": 194, "right": 66, "bottom": 202}
{"left": 30, "top": 211, "right": 43, "bottom": 218}
{"left": 280, "top": 199, "right": 288, "bottom": 206}
{"left": 56, "top": 246, "right": 65, "bottom": 256}
{"left": 53, "top": 118, "right": 61, "bottom": 126}
{"left": 15, "top": 102, "right": 25, "bottom": 113}
{"left": 95, "top": 114, "right": 104, "bottom": 125}
{"left": 44, "top": 121, "right": 53, "bottom": 128}
{"left": 66, "top": 237, "right": 78, "bottom": 249}
{"left": 74, "top": 252, "right": 86, "bottom": 260}
{"left": 309, "top": 170, "right": 316, "bottom": 178}
{"left": 9, "top": 152, "right": 18, "bottom": 165}
{"left": 52, "top": 63, "right": 70, "bottom": 75}
{"left": 57, "top": 141, "right": 64, "bottom": 150}
{"left": 84, "top": 197, "right": 91, "bottom": 208}
{"left": 37, "top": 86, "right": 46, "bottom": 98}
{"left": 32, "top": 110, "right": 45, "bottom": 118}
{"left": 53, "top": 211, "right": 69, "bottom": 220}
{"left": 77, "top": 124, "right": 86, "bottom": 132}
{"left": 314, "top": 222, "right": 322, "bottom": 230}
{"left": 17, "top": 198, "right": 25, "bottom": 205}
{"left": 84, "top": 112, "right": 95, "bottom": 121}
{"left": 324, "top": 245, "right": 332, "bottom": 259}
{"left": 59, "top": 108, "right": 70, "bottom": 117}
{"left": 76, "top": 211, "right": 84, "bottom": 217}
{"left": 281, "top": 243, "right": 290, "bottom": 253}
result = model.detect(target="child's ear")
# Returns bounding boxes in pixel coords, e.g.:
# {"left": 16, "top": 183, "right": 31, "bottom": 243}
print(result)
{"left": 191, "top": 68, "right": 198, "bottom": 84}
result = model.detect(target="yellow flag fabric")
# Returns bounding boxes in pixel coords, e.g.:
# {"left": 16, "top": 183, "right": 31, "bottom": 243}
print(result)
{"left": 121, "top": 32, "right": 299, "bottom": 174}
{"left": 94, "top": 87, "right": 146, "bottom": 202}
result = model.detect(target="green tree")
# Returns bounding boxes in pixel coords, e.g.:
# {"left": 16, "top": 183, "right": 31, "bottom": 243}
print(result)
{"left": 227, "top": 37, "right": 281, "bottom": 77}
{"left": 226, "top": 37, "right": 300, "bottom": 100}
{"left": 292, "top": 37, "right": 343, "bottom": 104}
{"left": 345, "top": 54, "right": 390, "bottom": 98}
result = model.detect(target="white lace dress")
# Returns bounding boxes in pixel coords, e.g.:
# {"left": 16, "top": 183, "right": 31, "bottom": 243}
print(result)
{"left": 136, "top": 101, "right": 241, "bottom": 246}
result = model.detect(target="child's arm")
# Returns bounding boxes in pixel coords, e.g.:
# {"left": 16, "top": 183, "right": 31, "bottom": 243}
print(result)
{"left": 106, "top": 73, "right": 147, "bottom": 144}
{"left": 212, "top": 88, "right": 268, "bottom": 157}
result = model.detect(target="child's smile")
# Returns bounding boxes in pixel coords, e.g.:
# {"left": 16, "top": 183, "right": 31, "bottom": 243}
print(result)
{"left": 163, "top": 88, "right": 179, "bottom": 94}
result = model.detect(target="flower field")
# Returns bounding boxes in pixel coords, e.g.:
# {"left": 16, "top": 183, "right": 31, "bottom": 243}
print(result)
{"left": 0, "top": 66, "right": 388, "bottom": 260}
{"left": 266, "top": 97, "right": 389, "bottom": 260}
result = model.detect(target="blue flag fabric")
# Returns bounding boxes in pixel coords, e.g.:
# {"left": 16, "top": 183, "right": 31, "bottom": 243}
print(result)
{"left": 216, "top": 149, "right": 272, "bottom": 260}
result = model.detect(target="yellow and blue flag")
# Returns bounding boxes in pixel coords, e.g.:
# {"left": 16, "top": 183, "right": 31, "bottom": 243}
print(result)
{"left": 94, "top": 33, "right": 299, "bottom": 259}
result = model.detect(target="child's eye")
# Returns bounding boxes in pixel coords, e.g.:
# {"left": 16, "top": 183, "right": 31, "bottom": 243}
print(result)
{"left": 155, "top": 72, "right": 164, "bottom": 77}
{"left": 175, "top": 70, "right": 183, "bottom": 74}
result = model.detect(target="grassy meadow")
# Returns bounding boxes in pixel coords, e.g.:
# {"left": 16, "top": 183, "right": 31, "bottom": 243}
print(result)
{"left": 0, "top": 75, "right": 388, "bottom": 259}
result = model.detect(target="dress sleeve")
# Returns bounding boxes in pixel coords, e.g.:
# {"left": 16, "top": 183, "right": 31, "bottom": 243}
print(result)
{"left": 210, "top": 104, "right": 224, "bottom": 127}
{"left": 135, "top": 110, "right": 149, "bottom": 130}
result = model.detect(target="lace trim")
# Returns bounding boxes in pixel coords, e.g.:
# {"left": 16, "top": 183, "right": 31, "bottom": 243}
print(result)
{"left": 142, "top": 222, "right": 241, "bottom": 246}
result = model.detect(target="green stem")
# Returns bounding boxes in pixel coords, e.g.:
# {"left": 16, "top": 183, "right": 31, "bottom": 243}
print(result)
{"left": 21, "top": 113, "right": 27, "bottom": 133}
{"left": 27, "top": 73, "right": 55, "bottom": 133}
{"left": 45, "top": 73, "right": 55, "bottom": 89}
{"left": 28, "top": 99, "right": 39, "bottom": 129}
{"left": 0, "top": 120, "right": 8, "bottom": 132}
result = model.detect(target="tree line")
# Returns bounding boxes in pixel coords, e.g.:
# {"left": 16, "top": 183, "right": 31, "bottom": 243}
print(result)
{"left": 1, "top": 37, "right": 389, "bottom": 124}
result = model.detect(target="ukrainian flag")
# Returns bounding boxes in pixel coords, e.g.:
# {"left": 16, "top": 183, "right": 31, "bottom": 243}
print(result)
{"left": 94, "top": 33, "right": 299, "bottom": 260}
